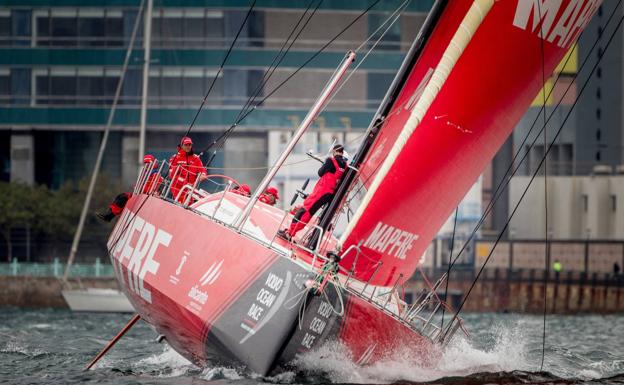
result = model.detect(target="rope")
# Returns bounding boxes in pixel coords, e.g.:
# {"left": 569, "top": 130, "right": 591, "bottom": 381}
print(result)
{"left": 440, "top": 206, "right": 458, "bottom": 329}
{"left": 442, "top": 8, "right": 624, "bottom": 340}
{"left": 184, "top": 0, "right": 257, "bottom": 138}
{"left": 198, "top": 0, "right": 384, "bottom": 161}
{"left": 537, "top": 0, "right": 549, "bottom": 373}
{"left": 200, "top": 0, "right": 323, "bottom": 166}
{"left": 324, "top": 0, "right": 411, "bottom": 108}
{"left": 444, "top": 0, "right": 621, "bottom": 275}
{"left": 234, "top": 0, "right": 323, "bottom": 125}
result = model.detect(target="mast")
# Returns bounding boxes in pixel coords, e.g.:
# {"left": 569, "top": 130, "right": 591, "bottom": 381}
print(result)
{"left": 308, "top": 0, "right": 448, "bottom": 249}
{"left": 138, "top": 0, "right": 153, "bottom": 163}
{"left": 62, "top": 1, "right": 145, "bottom": 284}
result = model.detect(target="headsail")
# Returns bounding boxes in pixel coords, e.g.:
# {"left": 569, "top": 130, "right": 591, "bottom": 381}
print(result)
{"left": 339, "top": 0, "right": 601, "bottom": 286}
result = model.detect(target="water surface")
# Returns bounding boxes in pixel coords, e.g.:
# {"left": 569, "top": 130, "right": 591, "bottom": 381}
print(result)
{"left": 1, "top": 308, "right": 622, "bottom": 384}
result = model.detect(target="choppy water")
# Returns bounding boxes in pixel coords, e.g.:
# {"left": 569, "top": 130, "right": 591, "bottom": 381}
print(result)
{"left": 0, "top": 308, "right": 622, "bottom": 385}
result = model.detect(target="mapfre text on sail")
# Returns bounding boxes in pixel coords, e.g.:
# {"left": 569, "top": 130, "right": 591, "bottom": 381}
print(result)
{"left": 513, "top": 0, "right": 601, "bottom": 49}
{"left": 363, "top": 222, "right": 419, "bottom": 260}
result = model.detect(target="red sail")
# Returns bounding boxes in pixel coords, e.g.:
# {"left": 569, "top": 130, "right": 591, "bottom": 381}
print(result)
{"left": 340, "top": 0, "right": 600, "bottom": 286}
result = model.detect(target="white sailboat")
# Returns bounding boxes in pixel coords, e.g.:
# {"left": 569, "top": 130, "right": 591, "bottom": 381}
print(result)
{"left": 61, "top": 0, "right": 154, "bottom": 313}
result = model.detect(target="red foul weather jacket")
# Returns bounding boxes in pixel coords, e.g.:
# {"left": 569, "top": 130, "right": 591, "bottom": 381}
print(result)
{"left": 168, "top": 149, "right": 206, "bottom": 200}
{"left": 303, "top": 156, "right": 345, "bottom": 211}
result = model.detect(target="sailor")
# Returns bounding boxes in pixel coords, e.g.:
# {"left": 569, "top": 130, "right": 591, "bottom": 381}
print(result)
{"left": 168, "top": 136, "right": 207, "bottom": 203}
{"left": 259, "top": 186, "right": 279, "bottom": 206}
{"left": 553, "top": 259, "right": 562, "bottom": 279}
{"left": 96, "top": 154, "right": 162, "bottom": 222}
{"left": 232, "top": 183, "right": 251, "bottom": 197}
{"left": 278, "top": 144, "right": 346, "bottom": 241}
{"left": 142, "top": 154, "right": 164, "bottom": 194}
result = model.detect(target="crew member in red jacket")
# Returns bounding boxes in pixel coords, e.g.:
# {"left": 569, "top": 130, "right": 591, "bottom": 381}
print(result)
{"left": 259, "top": 186, "right": 279, "bottom": 206}
{"left": 278, "top": 144, "right": 346, "bottom": 240}
{"left": 232, "top": 183, "right": 251, "bottom": 197}
{"left": 96, "top": 154, "right": 162, "bottom": 222}
{"left": 168, "top": 136, "right": 207, "bottom": 203}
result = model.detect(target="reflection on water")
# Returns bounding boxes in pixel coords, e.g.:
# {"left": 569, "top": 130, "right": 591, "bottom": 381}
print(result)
{"left": 0, "top": 308, "right": 622, "bottom": 384}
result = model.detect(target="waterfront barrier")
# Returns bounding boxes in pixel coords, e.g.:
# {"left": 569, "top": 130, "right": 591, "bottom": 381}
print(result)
{"left": 0, "top": 258, "right": 114, "bottom": 277}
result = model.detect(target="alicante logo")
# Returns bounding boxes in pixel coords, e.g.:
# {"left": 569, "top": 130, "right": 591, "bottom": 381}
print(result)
{"left": 200, "top": 260, "right": 223, "bottom": 286}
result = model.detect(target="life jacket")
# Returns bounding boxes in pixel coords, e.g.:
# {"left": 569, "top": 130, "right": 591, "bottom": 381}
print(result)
{"left": 168, "top": 149, "right": 205, "bottom": 185}
{"left": 142, "top": 172, "right": 163, "bottom": 194}
{"left": 304, "top": 157, "right": 345, "bottom": 210}
{"left": 315, "top": 156, "right": 345, "bottom": 194}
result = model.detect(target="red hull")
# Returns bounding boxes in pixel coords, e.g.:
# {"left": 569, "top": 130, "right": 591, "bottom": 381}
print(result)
{"left": 108, "top": 194, "right": 434, "bottom": 374}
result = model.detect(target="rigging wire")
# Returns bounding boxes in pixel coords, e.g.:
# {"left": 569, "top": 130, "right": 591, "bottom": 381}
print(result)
{"left": 435, "top": 0, "right": 621, "bottom": 278}
{"left": 223, "top": 0, "right": 407, "bottom": 154}
{"left": 440, "top": 206, "right": 458, "bottom": 329}
{"left": 442, "top": 10, "right": 624, "bottom": 340}
{"left": 536, "top": 0, "right": 549, "bottom": 373}
{"left": 323, "top": 0, "right": 412, "bottom": 107}
{"left": 183, "top": 0, "right": 257, "bottom": 138}
{"left": 198, "top": 0, "right": 384, "bottom": 160}
{"left": 443, "top": 0, "right": 621, "bottom": 280}
{"left": 234, "top": 0, "right": 322, "bottom": 125}
{"left": 200, "top": 0, "right": 324, "bottom": 165}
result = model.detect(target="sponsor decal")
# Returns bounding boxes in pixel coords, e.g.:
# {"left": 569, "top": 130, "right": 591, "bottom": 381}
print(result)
{"left": 240, "top": 271, "right": 291, "bottom": 344}
{"left": 298, "top": 300, "right": 335, "bottom": 352}
{"left": 405, "top": 68, "right": 434, "bottom": 113}
{"left": 363, "top": 222, "right": 419, "bottom": 260}
{"left": 169, "top": 251, "right": 189, "bottom": 285}
{"left": 512, "top": 0, "right": 601, "bottom": 49}
{"left": 355, "top": 343, "right": 377, "bottom": 366}
{"left": 110, "top": 212, "right": 172, "bottom": 304}
{"left": 200, "top": 260, "right": 223, "bottom": 286}
{"left": 186, "top": 259, "right": 224, "bottom": 312}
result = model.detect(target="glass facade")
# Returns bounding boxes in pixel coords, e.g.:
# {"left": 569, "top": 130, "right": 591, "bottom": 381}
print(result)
{"left": 1, "top": 1, "right": 426, "bottom": 191}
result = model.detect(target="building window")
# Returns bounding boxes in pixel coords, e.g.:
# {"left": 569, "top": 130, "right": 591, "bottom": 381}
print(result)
{"left": 368, "top": 12, "right": 401, "bottom": 51}
{"left": 596, "top": 87, "right": 601, "bottom": 99}
{"left": 35, "top": 9, "right": 124, "bottom": 46}
{"left": 596, "top": 108, "right": 601, "bottom": 120}
{"left": 12, "top": 10, "right": 32, "bottom": 46}
{"left": 248, "top": 11, "right": 264, "bottom": 47}
{"left": 152, "top": 9, "right": 224, "bottom": 48}
{"left": 582, "top": 194, "right": 588, "bottom": 212}
{"left": 367, "top": 72, "right": 395, "bottom": 109}
{"left": 596, "top": 150, "right": 601, "bottom": 161}
{"left": 0, "top": 69, "right": 9, "bottom": 104}
{"left": 0, "top": 11, "right": 10, "bottom": 46}
{"left": 611, "top": 195, "right": 617, "bottom": 212}
{"left": 10, "top": 68, "right": 30, "bottom": 104}
{"left": 596, "top": 129, "right": 601, "bottom": 141}
{"left": 149, "top": 68, "right": 222, "bottom": 106}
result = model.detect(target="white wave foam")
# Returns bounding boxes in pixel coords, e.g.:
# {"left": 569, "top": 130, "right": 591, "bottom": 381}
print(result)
{"left": 293, "top": 322, "right": 532, "bottom": 383}
{"left": 132, "top": 345, "right": 194, "bottom": 377}
{"left": 201, "top": 366, "right": 244, "bottom": 381}
{"left": 1, "top": 340, "right": 47, "bottom": 357}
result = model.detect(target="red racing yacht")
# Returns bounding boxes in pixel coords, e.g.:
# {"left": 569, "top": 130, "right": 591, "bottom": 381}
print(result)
{"left": 104, "top": 0, "right": 600, "bottom": 376}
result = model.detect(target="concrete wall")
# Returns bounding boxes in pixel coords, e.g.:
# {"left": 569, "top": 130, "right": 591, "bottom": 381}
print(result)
{"left": 509, "top": 175, "right": 624, "bottom": 240}
{"left": 406, "top": 270, "right": 624, "bottom": 314}
{"left": 0, "top": 276, "right": 119, "bottom": 308}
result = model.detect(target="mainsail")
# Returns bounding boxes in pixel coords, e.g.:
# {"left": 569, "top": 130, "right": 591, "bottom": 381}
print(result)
{"left": 339, "top": 0, "right": 601, "bottom": 286}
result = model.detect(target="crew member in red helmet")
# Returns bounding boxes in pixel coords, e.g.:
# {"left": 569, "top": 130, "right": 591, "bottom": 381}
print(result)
{"left": 168, "top": 136, "right": 207, "bottom": 203}
{"left": 259, "top": 186, "right": 279, "bottom": 206}
{"left": 232, "top": 184, "right": 251, "bottom": 197}
{"left": 277, "top": 144, "right": 346, "bottom": 240}
{"left": 96, "top": 154, "right": 162, "bottom": 222}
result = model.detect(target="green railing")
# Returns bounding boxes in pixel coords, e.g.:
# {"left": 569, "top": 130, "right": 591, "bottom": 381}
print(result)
{"left": 0, "top": 258, "right": 115, "bottom": 277}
